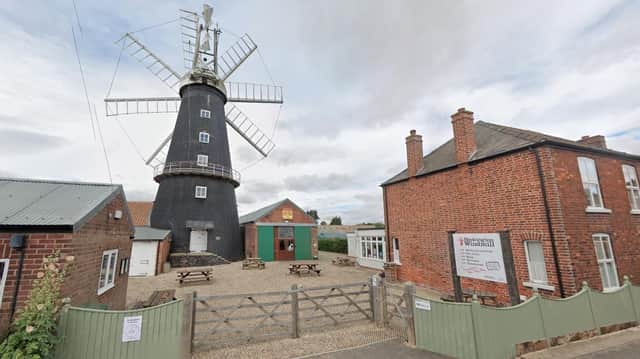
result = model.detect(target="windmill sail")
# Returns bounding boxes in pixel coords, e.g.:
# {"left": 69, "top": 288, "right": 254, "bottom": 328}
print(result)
{"left": 216, "top": 34, "right": 257, "bottom": 81}
{"left": 225, "top": 104, "right": 275, "bottom": 157}
{"left": 104, "top": 97, "right": 181, "bottom": 117}
{"left": 179, "top": 9, "right": 199, "bottom": 71}
{"left": 117, "top": 33, "right": 182, "bottom": 91}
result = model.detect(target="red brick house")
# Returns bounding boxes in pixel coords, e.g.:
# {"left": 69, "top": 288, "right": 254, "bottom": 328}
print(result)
{"left": 240, "top": 199, "right": 318, "bottom": 261}
{"left": 0, "top": 178, "right": 134, "bottom": 336}
{"left": 382, "top": 108, "right": 640, "bottom": 304}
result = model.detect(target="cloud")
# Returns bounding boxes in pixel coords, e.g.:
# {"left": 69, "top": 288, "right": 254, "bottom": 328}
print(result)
{"left": 284, "top": 173, "right": 353, "bottom": 192}
{"left": 0, "top": 129, "right": 65, "bottom": 154}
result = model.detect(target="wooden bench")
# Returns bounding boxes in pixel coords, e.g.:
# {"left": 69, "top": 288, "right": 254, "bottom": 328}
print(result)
{"left": 242, "top": 257, "right": 266, "bottom": 270}
{"left": 289, "top": 263, "right": 321, "bottom": 276}
{"left": 332, "top": 256, "right": 355, "bottom": 266}
{"left": 176, "top": 267, "right": 213, "bottom": 285}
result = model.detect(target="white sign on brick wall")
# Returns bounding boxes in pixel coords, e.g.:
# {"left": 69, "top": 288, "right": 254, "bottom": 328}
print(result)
{"left": 453, "top": 233, "right": 506, "bottom": 283}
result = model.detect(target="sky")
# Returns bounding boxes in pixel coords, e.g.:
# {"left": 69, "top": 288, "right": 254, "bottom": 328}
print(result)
{"left": 0, "top": 0, "right": 639, "bottom": 224}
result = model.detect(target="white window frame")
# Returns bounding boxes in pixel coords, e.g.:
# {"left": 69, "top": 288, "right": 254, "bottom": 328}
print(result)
{"left": 199, "top": 131, "right": 210, "bottom": 144}
{"left": 98, "top": 249, "right": 118, "bottom": 295}
{"left": 196, "top": 154, "right": 208, "bottom": 167}
{"left": 622, "top": 165, "right": 640, "bottom": 213}
{"left": 577, "top": 157, "right": 610, "bottom": 213}
{"left": 0, "top": 259, "right": 9, "bottom": 306}
{"left": 200, "top": 109, "right": 211, "bottom": 119}
{"left": 592, "top": 234, "right": 620, "bottom": 292}
{"left": 523, "top": 241, "right": 554, "bottom": 291}
{"left": 195, "top": 185, "right": 207, "bottom": 199}
{"left": 359, "top": 236, "right": 385, "bottom": 261}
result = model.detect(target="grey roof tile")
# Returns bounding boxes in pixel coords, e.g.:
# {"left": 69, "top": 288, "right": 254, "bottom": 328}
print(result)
{"left": 134, "top": 226, "right": 171, "bottom": 241}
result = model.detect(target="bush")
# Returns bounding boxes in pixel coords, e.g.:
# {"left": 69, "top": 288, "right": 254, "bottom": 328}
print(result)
{"left": 0, "top": 251, "right": 72, "bottom": 359}
{"left": 318, "top": 238, "right": 348, "bottom": 254}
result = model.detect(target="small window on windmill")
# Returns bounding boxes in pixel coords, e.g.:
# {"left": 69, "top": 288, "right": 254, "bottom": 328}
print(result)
{"left": 197, "top": 154, "right": 208, "bottom": 167}
{"left": 195, "top": 185, "right": 207, "bottom": 199}
{"left": 200, "top": 109, "right": 211, "bottom": 119}
{"left": 199, "top": 131, "right": 210, "bottom": 143}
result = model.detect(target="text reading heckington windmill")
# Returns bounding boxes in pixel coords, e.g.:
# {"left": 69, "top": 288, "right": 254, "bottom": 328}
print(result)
{"left": 104, "top": 4, "right": 282, "bottom": 260}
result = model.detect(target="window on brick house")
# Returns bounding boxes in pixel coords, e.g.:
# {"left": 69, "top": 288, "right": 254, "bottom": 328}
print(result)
{"left": 0, "top": 259, "right": 9, "bottom": 306}
{"left": 577, "top": 157, "right": 605, "bottom": 210}
{"left": 98, "top": 249, "right": 118, "bottom": 295}
{"left": 592, "top": 234, "right": 619, "bottom": 291}
{"left": 524, "top": 241, "right": 548, "bottom": 284}
{"left": 622, "top": 165, "right": 640, "bottom": 212}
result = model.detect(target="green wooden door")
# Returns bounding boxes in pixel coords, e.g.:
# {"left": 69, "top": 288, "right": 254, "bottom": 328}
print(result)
{"left": 294, "top": 226, "right": 312, "bottom": 260}
{"left": 257, "top": 226, "right": 274, "bottom": 261}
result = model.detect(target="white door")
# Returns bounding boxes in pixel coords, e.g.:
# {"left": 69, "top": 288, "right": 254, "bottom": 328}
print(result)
{"left": 129, "top": 241, "right": 158, "bottom": 277}
{"left": 393, "top": 238, "right": 401, "bottom": 264}
{"left": 190, "top": 230, "right": 208, "bottom": 252}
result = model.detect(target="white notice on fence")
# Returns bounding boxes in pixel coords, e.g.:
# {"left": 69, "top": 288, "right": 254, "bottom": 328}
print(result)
{"left": 453, "top": 233, "right": 507, "bottom": 283}
{"left": 415, "top": 299, "right": 431, "bottom": 311}
{"left": 122, "top": 315, "right": 143, "bottom": 342}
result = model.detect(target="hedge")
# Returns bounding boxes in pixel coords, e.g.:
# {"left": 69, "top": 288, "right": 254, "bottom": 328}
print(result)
{"left": 318, "top": 238, "right": 348, "bottom": 254}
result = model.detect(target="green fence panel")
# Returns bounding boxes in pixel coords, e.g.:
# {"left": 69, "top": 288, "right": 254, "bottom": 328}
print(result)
{"left": 590, "top": 286, "right": 635, "bottom": 327}
{"left": 474, "top": 299, "right": 545, "bottom": 359}
{"left": 632, "top": 285, "right": 640, "bottom": 322}
{"left": 414, "top": 297, "right": 477, "bottom": 359}
{"left": 540, "top": 290, "right": 595, "bottom": 337}
{"left": 294, "top": 226, "right": 312, "bottom": 260}
{"left": 56, "top": 300, "right": 183, "bottom": 359}
{"left": 257, "top": 225, "right": 275, "bottom": 261}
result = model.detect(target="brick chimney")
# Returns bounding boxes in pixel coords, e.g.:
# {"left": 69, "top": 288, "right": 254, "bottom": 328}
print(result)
{"left": 577, "top": 135, "right": 607, "bottom": 149}
{"left": 451, "top": 107, "right": 477, "bottom": 163}
{"left": 405, "top": 129, "right": 423, "bottom": 177}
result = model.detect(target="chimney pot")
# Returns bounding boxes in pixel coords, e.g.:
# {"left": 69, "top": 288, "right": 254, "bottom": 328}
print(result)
{"left": 577, "top": 135, "right": 607, "bottom": 149}
{"left": 451, "top": 107, "right": 477, "bottom": 163}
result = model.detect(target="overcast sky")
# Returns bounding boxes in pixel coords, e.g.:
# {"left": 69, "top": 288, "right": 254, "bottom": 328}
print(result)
{"left": 1, "top": 1, "right": 639, "bottom": 224}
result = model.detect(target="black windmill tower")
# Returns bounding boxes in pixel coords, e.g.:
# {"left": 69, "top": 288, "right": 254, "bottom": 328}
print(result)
{"left": 104, "top": 4, "right": 282, "bottom": 261}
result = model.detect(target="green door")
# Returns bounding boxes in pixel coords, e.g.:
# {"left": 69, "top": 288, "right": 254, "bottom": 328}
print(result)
{"left": 257, "top": 226, "right": 274, "bottom": 261}
{"left": 294, "top": 226, "right": 312, "bottom": 260}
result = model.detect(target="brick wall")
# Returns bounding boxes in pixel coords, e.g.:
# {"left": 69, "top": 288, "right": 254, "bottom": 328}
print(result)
{"left": 244, "top": 223, "right": 257, "bottom": 258}
{"left": 0, "top": 193, "right": 133, "bottom": 336}
{"left": 384, "top": 149, "right": 562, "bottom": 303}
{"left": 551, "top": 147, "right": 640, "bottom": 291}
{"left": 256, "top": 201, "right": 316, "bottom": 224}
{"left": 156, "top": 235, "right": 172, "bottom": 274}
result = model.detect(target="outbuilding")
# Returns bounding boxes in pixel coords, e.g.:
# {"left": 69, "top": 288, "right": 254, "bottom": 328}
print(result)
{"left": 347, "top": 228, "right": 391, "bottom": 270}
{"left": 0, "top": 178, "right": 134, "bottom": 336}
{"left": 127, "top": 202, "right": 172, "bottom": 277}
{"left": 240, "top": 199, "right": 317, "bottom": 261}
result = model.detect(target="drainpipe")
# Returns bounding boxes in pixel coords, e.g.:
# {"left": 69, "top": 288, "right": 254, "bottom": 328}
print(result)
{"left": 9, "top": 234, "right": 27, "bottom": 321}
{"left": 532, "top": 147, "right": 566, "bottom": 298}
{"left": 382, "top": 187, "right": 391, "bottom": 262}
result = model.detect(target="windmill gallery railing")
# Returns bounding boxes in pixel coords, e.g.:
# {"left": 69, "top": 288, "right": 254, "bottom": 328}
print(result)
{"left": 154, "top": 161, "right": 241, "bottom": 185}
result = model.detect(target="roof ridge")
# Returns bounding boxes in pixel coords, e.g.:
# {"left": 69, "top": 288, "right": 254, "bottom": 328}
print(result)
{"left": 0, "top": 177, "right": 120, "bottom": 187}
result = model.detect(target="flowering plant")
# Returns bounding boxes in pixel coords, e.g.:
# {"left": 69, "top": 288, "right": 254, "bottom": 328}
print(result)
{"left": 0, "top": 252, "right": 72, "bottom": 358}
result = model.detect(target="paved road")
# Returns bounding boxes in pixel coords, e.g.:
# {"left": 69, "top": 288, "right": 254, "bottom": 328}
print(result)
{"left": 304, "top": 339, "right": 451, "bottom": 359}
{"left": 523, "top": 327, "right": 640, "bottom": 359}
{"left": 575, "top": 337, "right": 640, "bottom": 358}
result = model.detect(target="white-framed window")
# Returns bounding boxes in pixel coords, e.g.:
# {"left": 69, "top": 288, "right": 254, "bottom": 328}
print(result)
{"left": 195, "top": 185, "right": 207, "bottom": 199}
{"left": 592, "top": 234, "right": 619, "bottom": 291}
{"left": 199, "top": 131, "right": 210, "bottom": 144}
{"left": 622, "top": 165, "right": 640, "bottom": 212}
{"left": 200, "top": 109, "right": 211, "bottom": 119}
{"left": 196, "top": 154, "right": 208, "bottom": 167}
{"left": 360, "top": 236, "right": 385, "bottom": 261}
{"left": 524, "top": 241, "right": 548, "bottom": 284}
{"left": 98, "top": 249, "right": 118, "bottom": 295}
{"left": 577, "top": 157, "right": 605, "bottom": 210}
{"left": 0, "top": 259, "right": 9, "bottom": 306}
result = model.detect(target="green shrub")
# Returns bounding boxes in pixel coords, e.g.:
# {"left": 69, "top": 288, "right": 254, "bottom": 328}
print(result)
{"left": 318, "top": 238, "right": 348, "bottom": 254}
{"left": 0, "top": 251, "right": 72, "bottom": 359}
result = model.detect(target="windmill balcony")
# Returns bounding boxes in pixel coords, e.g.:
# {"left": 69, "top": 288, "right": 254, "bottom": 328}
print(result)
{"left": 153, "top": 161, "right": 241, "bottom": 187}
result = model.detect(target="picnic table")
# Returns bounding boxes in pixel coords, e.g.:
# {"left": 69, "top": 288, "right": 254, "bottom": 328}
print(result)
{"left": 242, "top": 257, "right": 266, "bottom": 270}
{"left": 441, "top": 289, "right": 498, "bottom": 305}
{"left": 332, "top": 256, "right": 355, "bottom": 266}
{"left": 176, "top": 266, "right": 213, "bottom": 285}
{"left": 288, "top": 263, "right": 321, "bottom": 276}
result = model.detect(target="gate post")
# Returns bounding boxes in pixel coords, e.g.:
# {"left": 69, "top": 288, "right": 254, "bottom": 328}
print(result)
{"left": 403, "top": 282, "right": 416, "bottom": 346}
{"left": 373, "top": 275, "right": 387, "bottom": 328}
{"left": 291, "top": 284, "right": 299, "bottom": 338}
{"left": 181, "top": 291, "right": 196, "bottom": 359}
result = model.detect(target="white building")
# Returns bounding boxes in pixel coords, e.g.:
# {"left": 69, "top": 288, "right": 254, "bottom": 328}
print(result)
{"left": 347, "top": 228, "right": 388, "bottom": 270}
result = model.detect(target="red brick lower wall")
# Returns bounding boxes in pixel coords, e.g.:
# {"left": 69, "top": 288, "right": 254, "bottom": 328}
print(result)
{"left": 156, "top": 236, "right": 171, "bottom": 275}
{"left": 244, "top": 223, "right": 257, "bottom": 258}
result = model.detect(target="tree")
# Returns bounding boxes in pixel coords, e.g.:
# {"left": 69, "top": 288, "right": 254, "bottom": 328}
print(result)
{"left": 305, "top": 210, "right": 319, "bottom": 220}
{"left": 330, "top": 216, "right": 342, "bottom": 225}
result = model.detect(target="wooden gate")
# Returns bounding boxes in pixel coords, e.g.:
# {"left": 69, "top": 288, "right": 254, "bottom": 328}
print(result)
{"left": 191, "top": 281, "right": 372, "bottom": 350}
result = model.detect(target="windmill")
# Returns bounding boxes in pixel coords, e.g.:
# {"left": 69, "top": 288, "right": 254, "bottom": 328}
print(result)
{"left": 104, "top": 4, "right": 282, "bottom": 261}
